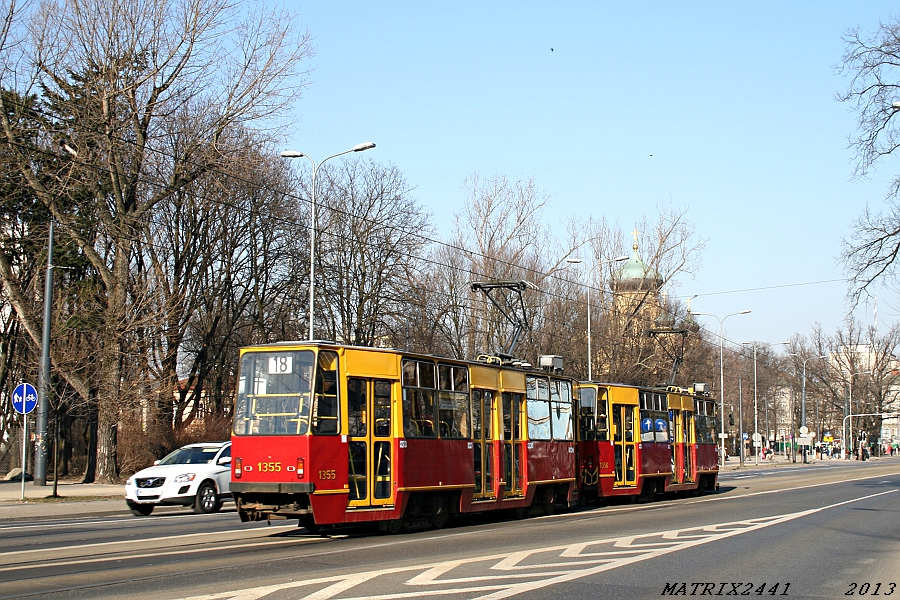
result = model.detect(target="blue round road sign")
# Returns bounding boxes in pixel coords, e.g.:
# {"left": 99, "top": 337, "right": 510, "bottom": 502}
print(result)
{"left": 12, "top": 382, "right": 37, "bottom": 414}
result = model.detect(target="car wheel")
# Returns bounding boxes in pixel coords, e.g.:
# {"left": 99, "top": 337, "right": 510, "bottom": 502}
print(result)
{"left": 193, "top": 482, "right": 222, "bottom": 514}
{"left": 128, "top": 503, "right": 154, "bottom": 516}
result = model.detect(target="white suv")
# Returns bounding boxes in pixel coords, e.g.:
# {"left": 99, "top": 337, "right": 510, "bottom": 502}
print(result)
{"left": 125, "top": 442, "right": 232, "bottom": 516}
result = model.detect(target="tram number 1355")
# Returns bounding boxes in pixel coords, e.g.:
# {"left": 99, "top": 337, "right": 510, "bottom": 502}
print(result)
{"left": 318, "top": 469, "right": 336, "bottom": 480}
{"left": 258, "top": 462, "right": 282, "bottom": 473}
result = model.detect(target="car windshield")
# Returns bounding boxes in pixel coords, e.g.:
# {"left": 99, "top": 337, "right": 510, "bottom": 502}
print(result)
{"left": 158, "top": 446, "right": 221, "bottom": 465}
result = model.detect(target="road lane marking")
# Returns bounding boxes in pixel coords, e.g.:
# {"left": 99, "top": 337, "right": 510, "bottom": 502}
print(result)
{"left": 169, "top": 490, "right": 896, "bottom": 600}
{"left": 0, "top": 524, "right": 296, "bottom": 567}
{"left": 0, "top": 536, "right": 315, "bottom": 575}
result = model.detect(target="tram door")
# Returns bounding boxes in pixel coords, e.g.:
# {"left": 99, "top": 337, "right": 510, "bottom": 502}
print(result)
{"left": 612, "top": 404, "right": 637, "bottom": 487}
{"left": 472, "top": 389, "right": 496, "bottom": 500}
{"left": 683, "top": 411, "right": 694, "bottom": 482}
{"left": 502, "top": 392, "right": 524, "bottom": 497}
{"left": 670, "top": 409, "right": 681, "bottom": 484}
{"left": 347, "top": 378, "right": 395, "bottom": 508}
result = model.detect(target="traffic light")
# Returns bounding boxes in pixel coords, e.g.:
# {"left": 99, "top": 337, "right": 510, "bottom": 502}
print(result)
{"left": 729, "top": 412, "right": 734, "bottom": 426}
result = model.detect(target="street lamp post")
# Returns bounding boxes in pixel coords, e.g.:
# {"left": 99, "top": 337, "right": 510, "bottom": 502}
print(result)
{"left": 847, "top": 370, "right": 871, "bottom": 460}
{"left": 691, "top": 309, "right": 751, "bottom": 469}
{"left": 788, "top": 353, "right": 827, "bottom": 464}
{"left": 742, "top": 341, "right": 791, "bottom": 465}
{"left": 566, "top": 254, "right": 628, "bottom": 381}
{"left": 281, "top": 142, "right": 376, "bottom": 339}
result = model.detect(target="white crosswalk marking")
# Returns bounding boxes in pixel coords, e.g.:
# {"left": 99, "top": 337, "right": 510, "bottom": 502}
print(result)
{"left": 174, "top": 490, "right": 896, "bottom": 600}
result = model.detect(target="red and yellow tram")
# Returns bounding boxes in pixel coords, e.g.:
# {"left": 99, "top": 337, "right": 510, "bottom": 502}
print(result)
{"left": 230, "top": 342, "right": 719, "bottom": 532}
{"left": 230, "top": 343, "right": 577, "bottom": 531}
{"left": 575, "top": 382, "right": 719, "bottom": 502}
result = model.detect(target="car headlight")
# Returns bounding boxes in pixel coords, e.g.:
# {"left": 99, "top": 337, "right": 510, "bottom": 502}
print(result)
{"left": 173, "top": 473, "right": 196, "bottom": 483}
{"left": 125, "top": 477, "right": 133, "bottom": 486}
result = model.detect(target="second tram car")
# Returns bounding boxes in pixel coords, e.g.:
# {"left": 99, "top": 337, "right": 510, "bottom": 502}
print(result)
{"left": 575, "top": 382, "right": 719, "bottom": 502}
{"left": 230, "top": 342, "right": 719, "bottom": 532}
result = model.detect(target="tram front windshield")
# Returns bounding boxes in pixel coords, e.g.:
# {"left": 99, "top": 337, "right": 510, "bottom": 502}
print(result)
{"left": 233, "top": 350, "right": 315, "bottom": 435}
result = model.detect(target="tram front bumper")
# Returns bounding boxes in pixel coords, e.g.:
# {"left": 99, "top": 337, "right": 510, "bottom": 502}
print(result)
{"left": 231, "top": 482, "right": 316, "bottom": 494}
{"left": 231, "top": 482, "right": 316, "bottom": 522}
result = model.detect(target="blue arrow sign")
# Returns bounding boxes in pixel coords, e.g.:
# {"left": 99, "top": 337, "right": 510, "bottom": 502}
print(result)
{"left": 12, "top": 382, "right": 37, "bottom": 415}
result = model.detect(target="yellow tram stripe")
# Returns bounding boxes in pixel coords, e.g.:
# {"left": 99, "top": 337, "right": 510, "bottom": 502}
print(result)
{"left": 525, "top": 478, "right": 576, "bottom": 486}
{"left": 313, "top": 489, "right": 350, "bottom": 496}
{"left": 396, "top": 484, "right": 474, "bottom": 492}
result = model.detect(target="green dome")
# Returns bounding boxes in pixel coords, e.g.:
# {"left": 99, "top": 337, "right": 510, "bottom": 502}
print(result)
{"left": 613, "top": 244, "right": 663, "bottom": 291}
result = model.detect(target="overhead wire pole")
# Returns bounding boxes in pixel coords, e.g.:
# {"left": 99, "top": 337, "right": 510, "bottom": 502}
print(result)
{"left": 788, "top": 353, "right": 827, "bottom": 464}
{"left": 690, "top": 309, "right": 751, "bottom": 469}
{"left": 35, "top": 221, "right": 54, "bottom": 486}
{"left": 566, "top": 255, "right": 628, "bottom": 380}
{"left": 744, "top": 340, "right": 791, "bottom": 464}
{"left": 847, "top": 370, "right": 870, "bottom": 460}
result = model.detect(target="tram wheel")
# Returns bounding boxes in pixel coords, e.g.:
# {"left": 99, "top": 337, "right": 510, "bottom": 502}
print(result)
{"left": 540, "top": 490, "right": 556, "bottom": 515}
{"left": 511, "top": 506, "right": 528, "bottom": 519}
{"left": 300, "top": 518, "right": 322, "bottom": 535}
{"left": 384, "top": 518, "right": 405, "bottom": 534}
{"left": 431, "top": 495, "right": 450, "bottom": 529}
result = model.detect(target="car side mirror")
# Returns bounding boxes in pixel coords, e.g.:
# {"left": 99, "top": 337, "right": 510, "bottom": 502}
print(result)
{"left": 217, "top": 456, "right": 232, "bottom": 466}
{"left": 153, "top": 460, "right": 160, "bottom": 466}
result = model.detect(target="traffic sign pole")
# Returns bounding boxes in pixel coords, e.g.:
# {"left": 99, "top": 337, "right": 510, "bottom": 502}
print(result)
{"left": 20, "top": 414, "right": 26, "bottom": 500}
{"left": 12, "top": 383, "right": 37, "bottom": 500}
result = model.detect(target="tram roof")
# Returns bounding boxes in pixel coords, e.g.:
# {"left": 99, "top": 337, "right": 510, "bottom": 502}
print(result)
{"left": 241, "top": 341, "right": 571, "bottom": 377}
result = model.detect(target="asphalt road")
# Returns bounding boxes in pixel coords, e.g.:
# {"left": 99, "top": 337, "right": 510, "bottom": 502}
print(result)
{"left": 1, "top": 458, "right": 898, "bottom": 600}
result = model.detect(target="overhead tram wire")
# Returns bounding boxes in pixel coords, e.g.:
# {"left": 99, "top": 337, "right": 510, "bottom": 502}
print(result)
{"left": 12, "top": 135, "right": 590, "bottom": 303}
{"left": 4, "top": 122, "right": 644, "bottom": 306}
{"left": 7, "top": 121, "right": 705, "bottom": 319}
{"left": 9, "top": 131, "right": 847, "bottom": 337}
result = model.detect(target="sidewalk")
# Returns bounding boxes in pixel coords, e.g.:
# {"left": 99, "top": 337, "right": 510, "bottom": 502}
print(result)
{"left": 0, "top": 480, "right": 127, "bottom": 522}
{"left": 724, "top": 452, "right": 893, "bottom": 470}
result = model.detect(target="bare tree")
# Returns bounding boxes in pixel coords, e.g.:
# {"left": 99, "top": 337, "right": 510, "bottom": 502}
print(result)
{"left": 788, "top": 318, "right": 900, "bottom": 452}
{"left": 313, "top": 159, "right": 432, "bottom": 347}
{"left": 837, "top": 17, "right": 900, "bottom": 300}
{"left": 445, "top": 173, "right": 563, "bottom": 360}
{"left": 0, "top": 0, "right": 313, "bottom": 481}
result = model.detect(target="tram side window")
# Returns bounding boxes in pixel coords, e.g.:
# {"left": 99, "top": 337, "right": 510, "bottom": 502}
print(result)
{"left": 437, "top": 364, "right": 470, "bottom": 439}
{"left": 483, "top": 391, "right": 494, "bottom": 439}
{"left": 694, "top": 400, "right": 716, "bottom": 444}
{"left": 653, "top": 411, "right": 668, "bottom": 442}
{"left": 550, "top": 379, "right": 573, "bottom": 441}
{"left": 639, "top": 393, "right": 654, "bottom": 443}
{"left": 348, "top": 378, "right": 366, "bottom": 437}
{"left": 312, "top": 351, "right": 339, "bottom": 435}
{"left": 472, "top": 390, "right": 483, "bottom": 439}
{"left": 579, "top": 387, "right": 597, "bottom": 441}
{"left": 402, "top": 359, "right": 436, "bottom": 438}
{"left": 373, "top": 380, "right": 391, "bottom": 437}
{"left": 597, "top": 389, "right": 609, "bottom": 441}
{"left": 526, "top": 376, "right": 551, "bottom": 441}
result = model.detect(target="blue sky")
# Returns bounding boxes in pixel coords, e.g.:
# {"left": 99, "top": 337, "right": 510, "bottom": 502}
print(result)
{"left": 281, "top": 2, "right": 900, "bottom": 351}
